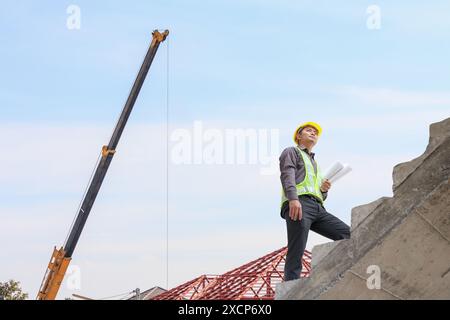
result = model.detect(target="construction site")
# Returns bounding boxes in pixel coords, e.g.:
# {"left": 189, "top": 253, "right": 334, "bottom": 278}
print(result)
{"left": 1, "top": 2, "right": 449, "bottom": 304}
{"left": 123, "top": 117, "right": 450, "bottom": 300}
{"left": 36, "top": 38, "right": 450, "bottom": 299}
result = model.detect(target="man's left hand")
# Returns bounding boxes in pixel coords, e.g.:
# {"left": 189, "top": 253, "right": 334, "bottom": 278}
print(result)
{"left": 320, "top": 179, "right": 331, "bottom": 192}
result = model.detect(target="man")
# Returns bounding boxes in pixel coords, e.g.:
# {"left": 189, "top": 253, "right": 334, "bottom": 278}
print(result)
{"left": 279, "top": 121, "right": 350, "bottom": 281}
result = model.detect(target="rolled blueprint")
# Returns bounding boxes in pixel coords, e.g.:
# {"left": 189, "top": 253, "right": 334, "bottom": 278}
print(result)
{"left": 323, "top": 162, "right": 352, "bottom": 183}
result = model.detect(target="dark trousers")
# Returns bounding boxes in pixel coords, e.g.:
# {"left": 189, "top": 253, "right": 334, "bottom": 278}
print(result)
{"left": 281, "top": 195, "right": 350, "bottom": 281}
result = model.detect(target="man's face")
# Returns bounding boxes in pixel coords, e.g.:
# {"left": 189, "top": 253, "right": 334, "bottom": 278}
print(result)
{"left": 297, "top": 126, "right": 319, "bottom": 145}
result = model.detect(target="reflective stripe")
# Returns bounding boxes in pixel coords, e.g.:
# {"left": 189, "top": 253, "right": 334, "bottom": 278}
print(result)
{"left": 281, "top": 146, "right": 324, "bottom": 206}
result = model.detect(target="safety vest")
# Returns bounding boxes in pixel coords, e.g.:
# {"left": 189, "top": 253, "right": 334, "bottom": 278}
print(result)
{"left": 281, "top": 146, "right": 324, "bottom": 206}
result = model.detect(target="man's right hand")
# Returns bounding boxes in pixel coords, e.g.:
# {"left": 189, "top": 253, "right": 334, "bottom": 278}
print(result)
{"left": 289, "top": 199, "right": 302, "bottom": 221}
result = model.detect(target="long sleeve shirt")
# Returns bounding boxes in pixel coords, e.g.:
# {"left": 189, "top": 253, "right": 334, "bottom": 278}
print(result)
{"left": 279, "top": 145, "right": 328, "bottom": 201}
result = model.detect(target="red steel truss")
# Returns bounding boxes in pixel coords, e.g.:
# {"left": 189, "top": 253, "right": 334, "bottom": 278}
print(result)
{"left": 152, "top": 247, "right": 311, "bottom": 300}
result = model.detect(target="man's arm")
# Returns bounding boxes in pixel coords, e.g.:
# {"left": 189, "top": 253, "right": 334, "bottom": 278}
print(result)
{"left": 279, "top": 148, "right": 300, "bottom": 201}
{"left": 280, "top": 148, "right": 303, "bottom": 221}
{"left": 320, "top": 179, "right": 331, "bottom": 200}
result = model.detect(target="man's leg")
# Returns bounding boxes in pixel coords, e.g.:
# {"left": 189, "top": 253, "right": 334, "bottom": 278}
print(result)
{"left": 310, "top": 204, "right": 350, "bottom": 240}
{"left": 282, "top": 197, "right": 316, "bottom": 281}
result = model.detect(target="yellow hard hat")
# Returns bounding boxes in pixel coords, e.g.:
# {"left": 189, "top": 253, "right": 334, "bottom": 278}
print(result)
{"left": 293, "top": 121, "right": 322, "bottom": 142}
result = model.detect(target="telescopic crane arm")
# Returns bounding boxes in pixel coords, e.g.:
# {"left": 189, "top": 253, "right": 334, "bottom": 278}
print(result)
{"left": 37, "top": 30, "right": 169, "bottom": 300}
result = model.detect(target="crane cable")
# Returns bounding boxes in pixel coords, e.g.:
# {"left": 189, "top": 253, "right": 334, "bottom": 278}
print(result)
{"left": 63, "top": 149, "right": 103, "bottom": 248}
{"left": 165, "top": 34, "right": 170, "bottom": 291}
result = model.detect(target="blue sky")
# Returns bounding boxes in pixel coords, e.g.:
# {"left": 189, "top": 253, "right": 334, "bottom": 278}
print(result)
{"left": 0, "top": 1, "right": 449, "bottom": 299}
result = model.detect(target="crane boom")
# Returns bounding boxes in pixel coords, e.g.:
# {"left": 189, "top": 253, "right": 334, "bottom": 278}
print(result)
{"left": 37, "top": 30, "right": 169, "bottom": 300}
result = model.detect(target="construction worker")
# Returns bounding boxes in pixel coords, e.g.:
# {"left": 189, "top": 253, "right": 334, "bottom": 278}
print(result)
{"left": 280, "top": 122, "right": 350, "bottom": 281}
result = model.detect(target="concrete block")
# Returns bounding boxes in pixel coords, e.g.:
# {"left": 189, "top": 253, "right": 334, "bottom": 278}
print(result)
{"left": 351, "top": 197, "right": 389, "bottom": 231}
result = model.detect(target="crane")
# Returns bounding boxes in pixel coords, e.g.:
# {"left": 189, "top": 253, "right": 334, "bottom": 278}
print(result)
{"left": 37, "top": 29, "right": 169, "bottom": 300}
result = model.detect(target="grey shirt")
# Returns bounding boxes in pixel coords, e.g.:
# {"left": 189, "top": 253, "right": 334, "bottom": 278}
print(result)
{"left": 279, "top": 145, "right": 328, "bottom": 201}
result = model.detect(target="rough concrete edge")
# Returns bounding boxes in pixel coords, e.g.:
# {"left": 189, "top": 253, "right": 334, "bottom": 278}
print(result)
{"left": 311, "top": 241, "right": 340, "bottom": 268}
{"left": 351, "top": 197, "right": 391, "bottom": 231}
{"left": 276, "top": 238, "right": 355, "bottom": 300}
{"left": 344, "top": 178, "right": 450, "bottom": 300}
{"left": 275, "top": 279, "right": 301, "bottom": 300}
{"left": 393, "top": 117, "right": 450, "bottom": 192}
{"left": 351, "top": 134, "right": 450, "bottom": 262}
{"left": 289, "top": 176, "right": 450, "bottom": 300}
